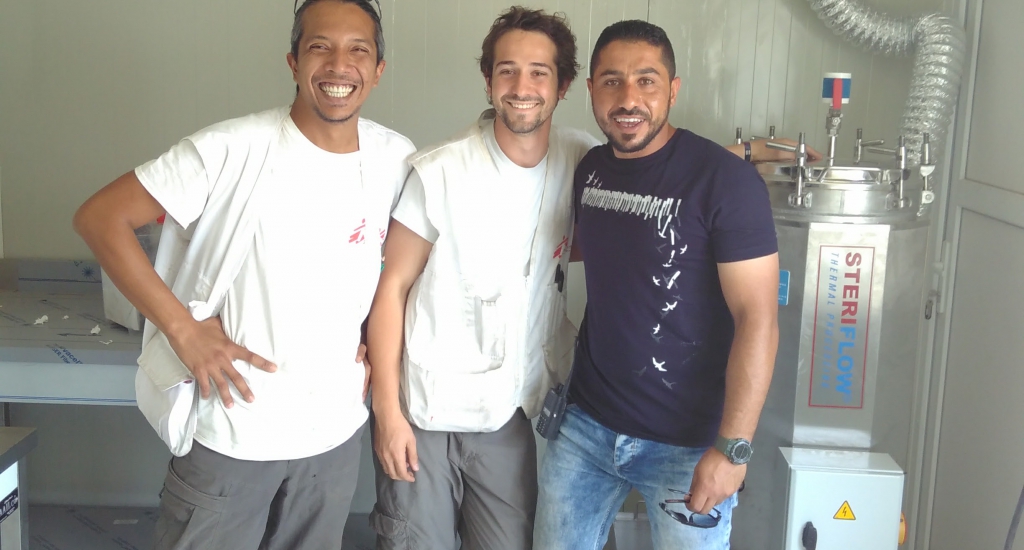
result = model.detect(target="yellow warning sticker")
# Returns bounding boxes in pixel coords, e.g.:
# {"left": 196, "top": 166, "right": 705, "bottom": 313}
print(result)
{"left": 834, "top": 501, "right": 856, "bottom": 521}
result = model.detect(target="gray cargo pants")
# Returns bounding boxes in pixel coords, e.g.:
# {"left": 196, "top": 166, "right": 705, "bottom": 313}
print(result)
{"left": 153, "top": 424, "right": 364, "bottom": 550}
{"left": 369, "top": 409, "right": 538, "bottom": 550}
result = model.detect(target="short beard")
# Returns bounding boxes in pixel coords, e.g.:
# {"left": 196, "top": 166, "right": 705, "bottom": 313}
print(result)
{"left": 600, "top": 112, "right": 668, "bottom": 155}
{"left": 313, "top": 106, "right": 357, "bottom": 125}
{"left": 497, "top": 109, "right": 546, "bottom": 135}
{"left": 494, "top": 94, "right": 551, "bottom": 135}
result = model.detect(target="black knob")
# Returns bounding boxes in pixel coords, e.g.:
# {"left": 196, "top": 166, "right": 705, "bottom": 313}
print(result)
{"left": 802, "top": 521, "right": 818, "bottom": 550}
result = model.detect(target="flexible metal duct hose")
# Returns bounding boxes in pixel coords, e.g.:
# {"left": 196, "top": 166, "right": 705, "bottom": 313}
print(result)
{"left": 808, "top": 0, "right": 966, "bottom": 166}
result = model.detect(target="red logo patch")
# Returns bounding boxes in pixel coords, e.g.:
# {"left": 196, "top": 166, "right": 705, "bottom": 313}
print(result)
{"left": 553, "top": 236, "right": 569, "bottom": 259}
{"left": 349, "top": 219, "right": 367, "bottom": 244}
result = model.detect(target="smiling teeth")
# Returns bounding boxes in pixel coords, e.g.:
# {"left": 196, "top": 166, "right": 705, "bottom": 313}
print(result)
{"left": 321, "top": 84, "right": 354, "bottom": 98}
{"left": 616, "top": 118, "right": 643, "bottom": 123}
{"left": 510, "top": 102, "right": 539, "bottom": 109}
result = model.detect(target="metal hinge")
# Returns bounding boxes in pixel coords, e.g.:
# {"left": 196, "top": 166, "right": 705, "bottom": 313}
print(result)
{"left": 925, "top": 241, "right": 952, "bottom": 320}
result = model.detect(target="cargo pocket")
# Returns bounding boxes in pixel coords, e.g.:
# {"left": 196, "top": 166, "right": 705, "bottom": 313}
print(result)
{"left": 154, "top": 463, "right": 227, "bottom": 547}
{"left": 369, "top": 504, "right": 409, "bottom": 550}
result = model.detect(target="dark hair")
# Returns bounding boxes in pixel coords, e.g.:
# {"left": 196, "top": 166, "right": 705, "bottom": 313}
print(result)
{"left": 292, "top": 0, "right": 385, "bottom": 65}
{"left": 479, "top": 6, "right": 579, "bottom": 91}
{"left": 590, "top": 20, "right": 676, "bottom": 80}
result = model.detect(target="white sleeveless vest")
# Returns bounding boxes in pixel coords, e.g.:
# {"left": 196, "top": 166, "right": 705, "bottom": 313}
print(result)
{"left": 401, "top": 110, "right": 597, "bottom": 432}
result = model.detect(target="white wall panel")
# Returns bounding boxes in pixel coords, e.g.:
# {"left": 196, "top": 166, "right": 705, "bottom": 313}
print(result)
{"left": 964, "top": 0, "right": 1024, "bottom": 194}
{"left": 0, "top": 0, "right": 295, "bottom": 260}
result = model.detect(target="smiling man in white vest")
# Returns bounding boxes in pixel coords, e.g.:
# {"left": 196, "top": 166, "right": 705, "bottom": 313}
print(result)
{"left": 364, "top": 7, "right": 598, "bottom": 549}
{"left": 73, "top": 1, "right": 414, "bottom": 548}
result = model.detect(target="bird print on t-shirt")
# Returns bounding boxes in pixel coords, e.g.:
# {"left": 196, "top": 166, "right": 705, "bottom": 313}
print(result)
{"left": 577, "top": 173, "right": 691, "bottom": 389}
{"left": 651, "top": 324, "right": 662, "bottom": 343}
{"left": 650, "top": 210, "right": 689, "bottom": 389}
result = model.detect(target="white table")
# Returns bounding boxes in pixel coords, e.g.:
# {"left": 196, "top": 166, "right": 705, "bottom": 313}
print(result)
{"left": 0, "top": 290, "right": 141, "bottom": 408}
{"left": 0, "top": 286, "right": 141, "bottom": 548}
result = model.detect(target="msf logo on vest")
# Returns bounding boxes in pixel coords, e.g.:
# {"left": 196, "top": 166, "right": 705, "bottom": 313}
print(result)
{"left": 553, "top": 236, "right": 569, "bottom": 259}
{"left": 349, "top": 219, "right": 387, "bottom": 246}
{"left": 349, "top": 219, "right": 367, "bottom": 244}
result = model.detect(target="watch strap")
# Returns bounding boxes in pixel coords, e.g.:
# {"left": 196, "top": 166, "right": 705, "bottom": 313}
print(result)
{"left": 714, "top": 435, "right": 752, "bottom": 464}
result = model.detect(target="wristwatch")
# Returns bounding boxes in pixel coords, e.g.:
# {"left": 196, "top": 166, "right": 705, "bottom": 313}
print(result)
{"left": 714, "top": 435, "right": 753, "bottom": 465}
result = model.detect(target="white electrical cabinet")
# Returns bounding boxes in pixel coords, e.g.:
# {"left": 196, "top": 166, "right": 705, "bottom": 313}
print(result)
{"left": 774, "top": 448, "right": 904, "bottom": 550}
{"left": 0, "top": 428, "right": 37, "bottom": 550}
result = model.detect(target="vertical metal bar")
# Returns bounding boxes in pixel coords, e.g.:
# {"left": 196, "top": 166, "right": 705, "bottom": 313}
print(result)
{"left": 855, "top": 128, "right": 864, "bottom": 164}
{"left": 898, "top": 135, "right": 907, "bottom": 205}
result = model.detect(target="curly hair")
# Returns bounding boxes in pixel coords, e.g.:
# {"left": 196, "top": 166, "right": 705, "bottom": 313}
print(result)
{"left": 479, "top": 6, "right": 580, "bottom": 91}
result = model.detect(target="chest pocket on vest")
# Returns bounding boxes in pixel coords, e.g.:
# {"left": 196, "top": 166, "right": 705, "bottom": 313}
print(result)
{"left": 473, "top": 295, "right": 505, "bottom": 368}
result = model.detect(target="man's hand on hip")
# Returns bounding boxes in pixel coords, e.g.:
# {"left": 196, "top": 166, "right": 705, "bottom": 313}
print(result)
{"left": 686, "top": 447, "right": 746, "bottom": 515}
{"left": 373, "top": 410, "right": 419, "bottom": 483}
{"left": 168, "top": 316, "right": 276, "bottom": 408}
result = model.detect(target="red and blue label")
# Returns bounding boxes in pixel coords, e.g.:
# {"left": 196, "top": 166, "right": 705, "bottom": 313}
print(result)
{"left": 822, "top": 72, "right": 852, "bottom": 107}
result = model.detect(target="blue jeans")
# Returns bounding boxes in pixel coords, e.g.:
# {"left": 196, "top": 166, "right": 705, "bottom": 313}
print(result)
{"left": 534, "top": 405, "right": 737, "bottom": 550}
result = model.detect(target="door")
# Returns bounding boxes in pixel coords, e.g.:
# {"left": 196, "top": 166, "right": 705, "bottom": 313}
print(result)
{"left": 917, "top": 1, "right": 1024, "bottom": 549}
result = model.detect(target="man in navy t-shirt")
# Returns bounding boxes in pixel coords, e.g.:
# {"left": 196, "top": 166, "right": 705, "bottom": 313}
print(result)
{"left": 535, "top": 20, "right": 781, "bottom": 550}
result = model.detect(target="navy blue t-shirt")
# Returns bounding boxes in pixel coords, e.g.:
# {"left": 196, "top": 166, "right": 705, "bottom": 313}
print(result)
{"left": 569, "top": 129, "right": 777, "bottom": 448}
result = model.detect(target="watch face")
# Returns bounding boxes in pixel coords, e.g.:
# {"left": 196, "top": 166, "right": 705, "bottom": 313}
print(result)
{"left": 731, "top": 441, "right": 752, "bottom": 463}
